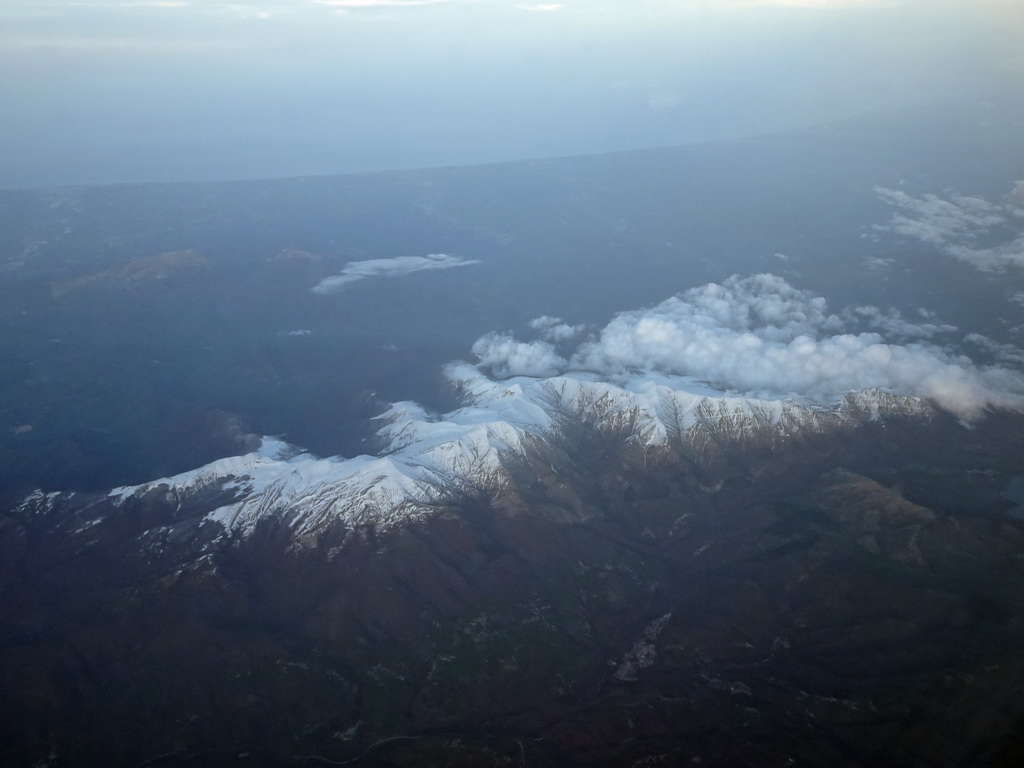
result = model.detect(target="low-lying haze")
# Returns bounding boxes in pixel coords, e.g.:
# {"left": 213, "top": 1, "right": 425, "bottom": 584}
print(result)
{"left": 1, "top": 0, "right": 1021, "bottom": 187}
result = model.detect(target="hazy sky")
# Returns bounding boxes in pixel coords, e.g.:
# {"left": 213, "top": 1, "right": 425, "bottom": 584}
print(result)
{"left": 1, "top": 0, "right": 1021, "bottom": 188}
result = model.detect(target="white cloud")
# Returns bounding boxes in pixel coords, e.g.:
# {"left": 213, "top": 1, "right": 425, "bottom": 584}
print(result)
{"left": 864, "top": 256, "right": 895, "bottom": 272}
{"left": 875, "top": 183, "right": 1024, "bottom": 271}
{"left": 874, "top": 186, "right": 1006, "bottom": 244}
{"left": 513, "top": 3, "right": 562, "bottom": 11}
{"left": 528, "top": 315, "right": 585, "bottom": 342}
{"left": 472, "top": 274, "right": 1024, "bottom": 421}
{"left": 964, "top": 333, "right": 1024, "bottom": 365}
{"left": 471, "top": 333, "right": 566, "bottom": 378}
{"left": 848, "top": 305, "right": 956, "bottom": 339}
{"left": 312, "top": 253, "right": 479, "bottom": 293}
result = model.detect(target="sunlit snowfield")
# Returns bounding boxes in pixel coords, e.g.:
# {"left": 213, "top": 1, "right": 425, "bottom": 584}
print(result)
{"left": 1, "top": 98, "right": 1023, "bottom": 493}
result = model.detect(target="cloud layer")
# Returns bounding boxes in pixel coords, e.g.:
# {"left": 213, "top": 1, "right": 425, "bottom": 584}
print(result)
{"left": 875, "top": 183, "right": 1024, "bottom": 271}
{"left": 471, "top": 334, "right": 566, "bottom": 379}
{"left": 472, "top": 274, "right": 1024, "bottom": 420}
{"left": 528, "top": 315, "right": 586, "bottom": 342}
{"left": 312, "top": 253, "right": 479, "bottom": 294}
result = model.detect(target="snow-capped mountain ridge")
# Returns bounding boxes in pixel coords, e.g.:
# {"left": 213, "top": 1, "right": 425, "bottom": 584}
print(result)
{"left": 62, "top": 366, "right": 934, "bottom": 544}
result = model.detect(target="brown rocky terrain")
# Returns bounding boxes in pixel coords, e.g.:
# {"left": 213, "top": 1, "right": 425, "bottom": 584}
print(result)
{"left": 2, "top": 408, "right": 1024, "bottom": 767}
{"left": 50, "top": 250, "right": 207, "bottom": 299}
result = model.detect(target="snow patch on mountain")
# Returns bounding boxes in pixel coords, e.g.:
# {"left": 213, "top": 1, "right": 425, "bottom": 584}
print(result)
{"left": 25, "top": 272, "right": 1018, "bottom": 543}
{"left": 91, "top": 363, "right": 931, "bottom": 543}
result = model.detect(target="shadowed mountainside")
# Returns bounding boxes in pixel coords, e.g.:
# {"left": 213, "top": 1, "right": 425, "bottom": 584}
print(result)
{"left": 2, "top": 405, "right": 1024, "bottom": 767}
